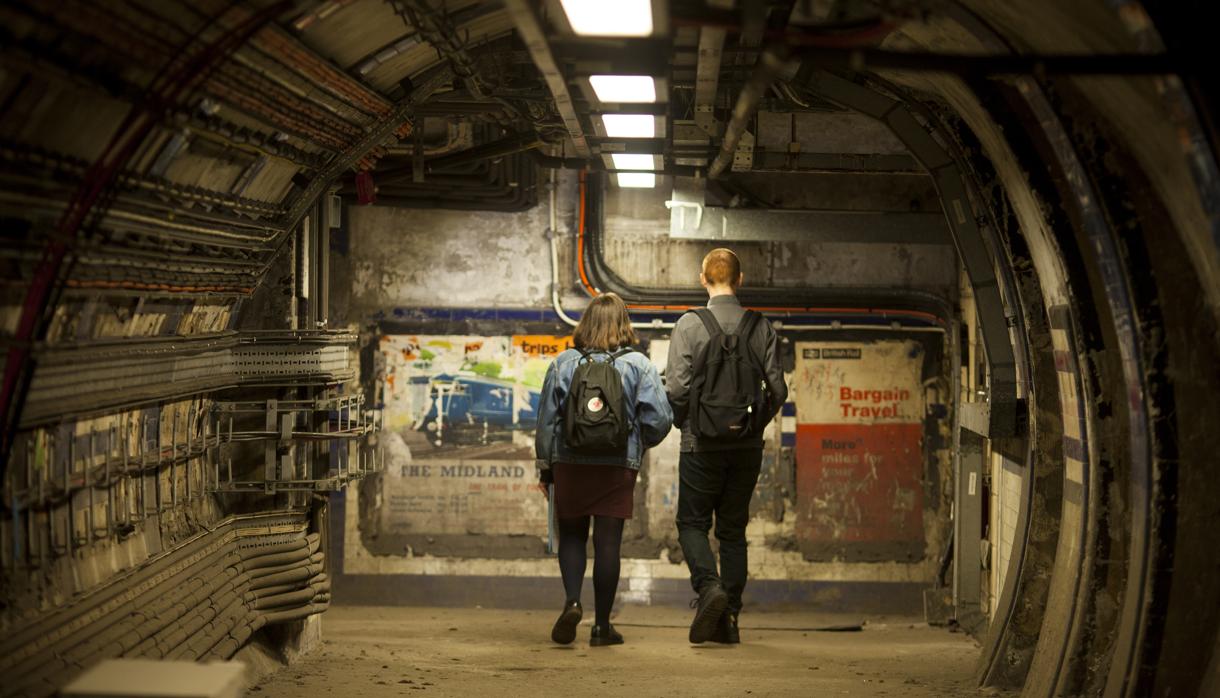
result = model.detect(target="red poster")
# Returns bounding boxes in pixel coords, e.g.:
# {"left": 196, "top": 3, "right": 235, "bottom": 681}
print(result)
{"left": 793, "top": 341, "right": 925, "bottom": 561}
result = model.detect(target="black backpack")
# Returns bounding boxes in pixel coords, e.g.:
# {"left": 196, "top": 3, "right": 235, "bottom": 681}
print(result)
{"left": 688, "top": 309, "right": 769, "bottom": 441}
{"left": 564, "top": 348, "right": 634, "bottom": 454}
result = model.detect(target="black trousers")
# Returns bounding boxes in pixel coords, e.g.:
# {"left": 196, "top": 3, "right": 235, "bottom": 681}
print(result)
{"left": 675, "top": 448, "right": 763, "bottom": 614}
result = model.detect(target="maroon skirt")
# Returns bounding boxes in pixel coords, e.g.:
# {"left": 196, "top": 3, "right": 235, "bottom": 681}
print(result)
{"left": 552, "top": 462, "right": 637, "bottom": 519}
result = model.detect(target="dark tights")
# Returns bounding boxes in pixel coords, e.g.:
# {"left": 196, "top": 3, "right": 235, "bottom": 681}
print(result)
{"left": 557, "top": 515, "right": 624, "bottom": 628}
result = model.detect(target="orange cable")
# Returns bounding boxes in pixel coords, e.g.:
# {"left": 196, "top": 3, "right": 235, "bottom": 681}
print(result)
{"left": 576, "top": 169, "right": 599, "bottom": 296}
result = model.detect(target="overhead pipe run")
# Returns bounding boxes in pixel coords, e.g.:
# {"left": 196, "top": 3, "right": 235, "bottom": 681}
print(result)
{"left": 708, "top": 45, "right": 799, "bottom": 178}
{"left": 549, "top": 170, "right": 947, "bottom": 333}
{"left": 530, "top": 149, "right": 703, "bottom": 177}
{"left": 283, "top": 64, "right": 453, "bottom": 228}
{"left": 666, "top": 176, "right": 952, "bottom": 244}
{"left": 375, "top": 131, "right": 545, "bottom": 183}
{"left": 503, "top": 0, "right": 591, "bottom": 158}
{"left": 793, "top": 46, "right": 1180, "bottom": 77}
{"left": 368, "top": 154, "right": 540, "bottom": 212}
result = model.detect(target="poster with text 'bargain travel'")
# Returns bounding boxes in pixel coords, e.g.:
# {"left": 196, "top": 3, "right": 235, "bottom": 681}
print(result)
{"left": 793, "top": 340, "right": 926, "bottom": 562}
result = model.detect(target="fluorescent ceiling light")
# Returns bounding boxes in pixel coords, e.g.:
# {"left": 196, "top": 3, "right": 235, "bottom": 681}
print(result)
{"left": 617, "top": 172, "right": 657, "bottom": 188}
{"left": 560, "top": 0, "right": 653, "bottom": 37}
{"left": 602, "top": 114, "right": 655, "bottom": 138}
{"left": 589, "top": 75, "right": 657, "bottom": 103}
{"left": 611, "top": 153, "right": 656, "bottom": 171}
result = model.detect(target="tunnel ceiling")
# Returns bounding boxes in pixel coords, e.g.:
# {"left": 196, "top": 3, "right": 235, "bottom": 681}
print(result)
{"left": 4, "top": 0, "right": 1209, "bottom": 244}
{"left": 5, "top": 0, "right": 1212, "bottom": 297}
{"left": 0, "top": 0, "right": 1042, "bottom": 211}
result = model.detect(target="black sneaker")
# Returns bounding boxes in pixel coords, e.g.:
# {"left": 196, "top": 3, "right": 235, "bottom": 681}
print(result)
{"left": 551, "top": 600, "right": 582, "bottom": 644}
{"left": 590, "top": 623, "right": 624, "bottom": 646}
{"left": 688, "top": 583, "right": 729, "bottom": 644}
{"left": 709, "top": 611, "right": 740, "bottom": 644}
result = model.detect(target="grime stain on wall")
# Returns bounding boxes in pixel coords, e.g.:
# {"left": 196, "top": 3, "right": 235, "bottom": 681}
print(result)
{"left": 350, "top": 324, "right": 947, "bottom": 589}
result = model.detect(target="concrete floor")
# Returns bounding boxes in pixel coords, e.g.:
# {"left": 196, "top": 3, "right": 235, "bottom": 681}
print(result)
{"left": 253, "top": 606, "right": 989, "bottom": 697}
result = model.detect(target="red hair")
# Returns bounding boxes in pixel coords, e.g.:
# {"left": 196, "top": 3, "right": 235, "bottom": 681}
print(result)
{"left": 702, "top": 248, "right": 741, "bottom": 287}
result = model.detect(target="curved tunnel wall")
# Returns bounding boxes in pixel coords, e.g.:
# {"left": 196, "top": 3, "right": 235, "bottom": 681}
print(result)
{"left": 1, "top": 1, "right": 1219, "bottom": 696}
{"left": 869, "top": 3, "right": 1220, "bottom": 695}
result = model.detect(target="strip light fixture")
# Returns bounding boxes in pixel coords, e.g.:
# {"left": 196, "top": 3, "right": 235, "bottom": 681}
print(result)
{"left": 589, "top": 75, "right": 657, "bottom": 103}
{"left": 602, "top": 114, "right": 655, "bottom": 138}
{"left": 559, "top": 0, "right": 653, "bottom": 37}
{"left": 617, "top": 173, "right": 657, "bottom": 188}
{"left": 610, "top": 153, "right": 656, "bottom": 171}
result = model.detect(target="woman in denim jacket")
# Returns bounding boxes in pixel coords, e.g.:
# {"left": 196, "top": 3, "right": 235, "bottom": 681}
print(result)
{"left": 536, "top": 293, "right": 672, "bottom": 646}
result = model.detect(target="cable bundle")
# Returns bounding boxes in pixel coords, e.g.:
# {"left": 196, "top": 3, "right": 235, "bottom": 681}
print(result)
{"left": 0, "top": 515, "right": 328, "bottom": 698}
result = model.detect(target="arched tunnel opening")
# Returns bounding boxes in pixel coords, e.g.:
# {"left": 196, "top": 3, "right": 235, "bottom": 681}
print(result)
{"left": 1, "top": 1, "right": 1218, "bottom": 696}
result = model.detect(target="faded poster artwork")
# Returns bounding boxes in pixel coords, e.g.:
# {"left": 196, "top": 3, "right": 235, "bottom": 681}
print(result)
{"left": 793, "top": 340, "right": 926, "bottom": 561}
{"left": 374, "top": 334, "right": 572, "bottom": 544}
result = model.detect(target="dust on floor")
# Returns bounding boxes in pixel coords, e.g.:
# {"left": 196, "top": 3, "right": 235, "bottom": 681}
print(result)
{"left": 253, "top": 605, "right": 986, "bottom": 697}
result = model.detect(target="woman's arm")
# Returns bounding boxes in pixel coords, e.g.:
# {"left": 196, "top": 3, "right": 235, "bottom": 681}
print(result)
{"left": 534, "top": 359, "right": 564, "bottom": 482}
{"left": 636, "top": 361, "right": 674, "bottom": 449}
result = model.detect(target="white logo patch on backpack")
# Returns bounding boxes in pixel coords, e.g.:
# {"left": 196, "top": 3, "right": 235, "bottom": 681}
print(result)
{"left": 587, "top": 396, "right": 605, "bottom": 413}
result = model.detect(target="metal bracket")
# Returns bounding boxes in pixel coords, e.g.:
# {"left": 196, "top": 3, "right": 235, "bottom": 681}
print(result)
{"left": 213, "top": 394, "right": 382, "bottom": 494}
{"left": 731, "top": 131, "right": 755, "bottom": 172}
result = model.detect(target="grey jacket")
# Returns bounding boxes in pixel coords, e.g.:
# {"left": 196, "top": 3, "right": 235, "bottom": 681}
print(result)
{"left": 665, "top": 294, "right": 788, "bottom": 452}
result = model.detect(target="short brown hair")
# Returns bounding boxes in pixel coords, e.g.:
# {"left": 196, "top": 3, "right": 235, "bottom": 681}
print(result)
{"left": 573, "top": 293, "right": 638, "bottom": 351}
{"left": 702, "top": 248, "right": 741, "bottom": 287}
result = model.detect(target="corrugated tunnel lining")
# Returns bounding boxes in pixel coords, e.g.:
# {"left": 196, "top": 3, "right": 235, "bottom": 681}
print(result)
{"left": 0, "top": 510, "right": 328, "bottom": 698}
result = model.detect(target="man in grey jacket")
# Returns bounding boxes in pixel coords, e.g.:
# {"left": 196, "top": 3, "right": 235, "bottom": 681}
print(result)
{"left": 666, "top": 248, "right": 788, "bottom": 644}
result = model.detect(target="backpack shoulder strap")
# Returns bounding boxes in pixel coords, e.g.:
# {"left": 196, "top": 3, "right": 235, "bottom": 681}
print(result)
{"left": 692, "top": 308, "right": 723, "bottom": 339}
{"left": 610, "top": 347, "right": 635, "bottom": 361}
{"left": 735, "top": 309, "right": 762, "bottom": 339}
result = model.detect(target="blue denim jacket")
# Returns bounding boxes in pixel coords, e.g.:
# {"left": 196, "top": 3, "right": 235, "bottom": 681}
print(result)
{"left": 535, "top": 347, "right": 673, "bottom": 472}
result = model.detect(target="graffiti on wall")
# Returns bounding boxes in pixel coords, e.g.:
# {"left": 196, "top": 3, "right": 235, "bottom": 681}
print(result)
{"left": 376, "top": 334, "right": 572, "bottom": 542}
{"left": 793, "top": 340, "right": 926, "bottom": 561}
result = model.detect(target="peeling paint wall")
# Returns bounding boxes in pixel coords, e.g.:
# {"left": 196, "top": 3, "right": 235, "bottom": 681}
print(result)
{"left": 361, "top": 333, "right": 563, "bottom": 558}
{"left": 336, "top": 174, "right": 956, "bottom": 598}
{"left": 342, "top": 326, "right": 951, "bottom": 592}
{"left": 346, "top": 205, "right": 554, "bottom": 315}
{"left": 602, "top": 180, "right": 958, "bottom": 294}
